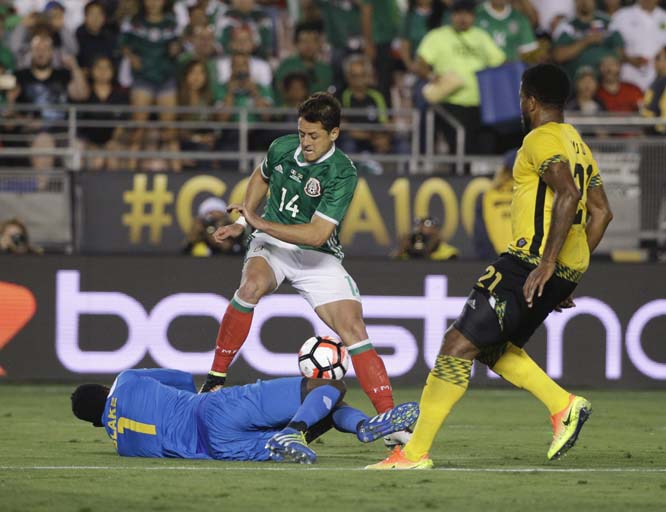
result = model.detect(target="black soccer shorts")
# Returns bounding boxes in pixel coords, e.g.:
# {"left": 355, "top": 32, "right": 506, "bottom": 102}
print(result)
{"left": 453, "top": 253, "right": 578, "bottom": 350}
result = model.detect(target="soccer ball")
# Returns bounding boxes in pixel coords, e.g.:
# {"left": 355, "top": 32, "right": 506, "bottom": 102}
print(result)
{"left": 298, "top": 336, "right": 349, "bottom": 380}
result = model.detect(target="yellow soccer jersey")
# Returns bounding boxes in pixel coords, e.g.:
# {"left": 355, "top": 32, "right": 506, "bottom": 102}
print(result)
{"left": 508, "top": 122, "right": 603, "bottom": 283}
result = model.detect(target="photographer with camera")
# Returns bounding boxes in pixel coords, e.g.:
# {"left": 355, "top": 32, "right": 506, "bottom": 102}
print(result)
{"left": 0, "top": 218, "right": 42, "bottom": 255}
{"left": 182, "top": 198, "right": 245, "bottom": 257}
{"left": 392, "top": 216, "right": 459, "bottom": 261}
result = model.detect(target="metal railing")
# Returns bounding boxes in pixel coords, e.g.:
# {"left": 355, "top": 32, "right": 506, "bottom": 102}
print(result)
{"left": 0, "top": 104, "right": 429, "bottom": 173}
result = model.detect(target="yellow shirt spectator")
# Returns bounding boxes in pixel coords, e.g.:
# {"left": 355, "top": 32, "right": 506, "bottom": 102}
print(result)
{"left": 417, "top": 25, "right": 505, "bottom": 107}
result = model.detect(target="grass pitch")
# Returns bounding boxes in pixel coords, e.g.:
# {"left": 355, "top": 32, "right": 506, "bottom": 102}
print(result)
{"left": 1, "top": 385, "right": 665, "bottom": 512}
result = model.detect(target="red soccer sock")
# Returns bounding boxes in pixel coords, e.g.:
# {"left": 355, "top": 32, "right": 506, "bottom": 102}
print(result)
{"left": 210, "top": 294, "right": 255, "bottom": 374}
{"left": 349, "top": 340, "right": 395, "bottom": 413}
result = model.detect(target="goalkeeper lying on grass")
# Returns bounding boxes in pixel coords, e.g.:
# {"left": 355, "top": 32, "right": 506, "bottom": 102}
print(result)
{"left": 71, "top": 369, "right": 418, "bottom": 464}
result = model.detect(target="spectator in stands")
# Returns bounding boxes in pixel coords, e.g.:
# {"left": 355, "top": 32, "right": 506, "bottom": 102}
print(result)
{"left": 280, "top": 71, "right": 310, "bottom": 109}
{"left": 78, "top": 55, "right": 129, "bottom": 171}
{"left": 10, "top": 32, "right": 88, "bottom": 122}
{"left": 182, "top": 197, "right": 245, "bottom": 257}
{"left": 216, "top": 0, "right": 273, "bottom": 59}
{"left": 392, "top": 216, "right": 459, "bottom": 261}
{"left": 10, "top": 1, "right": 79, "bottom": 69}
{"left": 596, "top": 54, "right": 643, "bottom": 112}
{"left": 415, "top": 0, "right": 505, "bottom": 154}
{"left": 602, "top": 0, "right": 622, "bottom": 17}
{"left": 177, "top": 59, "right": 217, "bottom": 169}
{"left": 0, "top": 12, "right": 15, "bottom": 75}
{"left": 552, "top": 0, "right": 623, "bottom": 82}
{"left": 473, "top": 149, "right": 515, "bottom": 260}
{"left": 314, "top": 0, "right": 363, "bottom": 93}
{"left": 360, "top": 0, "right": 399, "bottom": 105}
{"left": 475, "top": 0, "right": 538, "bottom": 62}
{"left": 174, "top": 0, "right": 227, "bottom": 33}
{"left": 0, "top": 218, "right": 41, "bottom": 255}
{"left": 214, "top": 26, "right": 272, "bottom": 88}
{"left": 609, "top": 0, "right": 666, "bottom": 92}
{"left": 180, "top": 23, "right": 221, "bottom": 66}
{"left": 214, "top": 52, "right": 274, "bottom": 150}
{"left": 641, "top": 46, "right": 666, "bottom": 133}
{"left": 120, "top": 0, "right": 180, "bottom": 171}
{"left": 339, "top": 54, "right": 388, "bottom": 154}
{"left": 274, "top": 21, "right": 332, "bottom": 101}
{"left": 398, "top": 0, "right": 436, "bottom": 74}
{"left": 566, "top": 65, "right": 605, "bottom": 114}
{"left": 75, "top": 0, "right": 119, "bottom": 72}
{"left": 530, "top": 0, "right": 574, "bottom": 35}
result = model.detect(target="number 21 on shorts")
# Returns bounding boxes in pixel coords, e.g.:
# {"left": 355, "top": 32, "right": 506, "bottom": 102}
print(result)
{"left": 476, "top": 265, "right": 503, "bottom": 293}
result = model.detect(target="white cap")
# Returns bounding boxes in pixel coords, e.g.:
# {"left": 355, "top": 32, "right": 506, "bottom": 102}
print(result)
{"left": 197, "top": 197, "right": 227, "bottom": 218}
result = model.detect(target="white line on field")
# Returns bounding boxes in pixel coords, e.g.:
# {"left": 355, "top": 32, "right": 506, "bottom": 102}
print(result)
{"left": 0, "top": 466, "right": 665, "bottom": 473}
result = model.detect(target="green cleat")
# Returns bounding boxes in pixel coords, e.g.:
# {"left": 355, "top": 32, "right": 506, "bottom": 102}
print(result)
{"left": 547, "top": 394, "right": 592, "bottom": 460}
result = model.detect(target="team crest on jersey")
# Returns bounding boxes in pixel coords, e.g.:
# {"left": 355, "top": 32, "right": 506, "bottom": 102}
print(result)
{"left": 517, "top": 238, "right": 527, "bottom": 248}
{"left": 274, "top": 164, "right": 283, "bottom": 173}
{"left": 304, "top": 177, "right": 322, "bottom": 197}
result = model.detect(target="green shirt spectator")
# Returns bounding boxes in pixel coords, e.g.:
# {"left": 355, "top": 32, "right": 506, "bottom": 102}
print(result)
{"left": 553, "top": 4, "right": 623, "bottom": 81}
{"left": 314, "top": 0, "right": 362, "bottom": 50}
{"left": 362, "top": 0, "right": 399, "bottom": 45}
{"left": 0, "top": 45, "right": 14, "bottom": 73}
{"left": 417, "top": 25, "right": 505, "bottom": 106}
{"left": 475, "top": 0, "right": 538, "bottom": 62}
{"left": 120, "top": 14, "right": 179, "bottom": 85}
{"left": 274, "top": 22, "right": 333, "bottom": 101}
{"left": 216, "top": 1, "right": 273, "bottom": 59}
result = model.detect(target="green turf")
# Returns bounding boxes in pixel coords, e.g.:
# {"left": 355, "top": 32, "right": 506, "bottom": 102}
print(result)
{"left": 1, "top": 385, "right": 665, "bottom": 512}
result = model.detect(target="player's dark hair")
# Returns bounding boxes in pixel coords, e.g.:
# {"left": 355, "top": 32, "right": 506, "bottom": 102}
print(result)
{"left": 521, "top": 64, "right": 571, "bottom": 110}
{"left": 71, "top": 384, "right": 109, "bottom": 427}
{"left": 293, "top": 20, "right": 324, "bottom": 44}
{"left": 298, "top": 92, "right": 341, "bottom": 132}
{"left": 282, "top": 71, "right": 310, "bottom": 91}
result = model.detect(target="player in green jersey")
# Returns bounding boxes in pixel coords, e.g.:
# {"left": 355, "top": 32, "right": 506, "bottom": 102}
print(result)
{"left": 200, "top": 93, "right": 409, "bottom": 448}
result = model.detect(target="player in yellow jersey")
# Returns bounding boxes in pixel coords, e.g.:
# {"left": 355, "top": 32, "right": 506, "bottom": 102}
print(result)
{"left": 367, "top": 63, "right": 614, "bottom": 470}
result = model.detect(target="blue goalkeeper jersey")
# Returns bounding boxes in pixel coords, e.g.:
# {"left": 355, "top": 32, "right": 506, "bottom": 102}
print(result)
{"left": 102, "top": 369, "right": 210, "bottom": 459}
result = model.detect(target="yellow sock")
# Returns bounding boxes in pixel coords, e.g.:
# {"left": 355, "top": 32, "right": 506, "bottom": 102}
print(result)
{"left": 492, "top": 343, "right": 570, "bottom": 415}
{"left": 404, "top": 354, "right": 472, "bottom": 461}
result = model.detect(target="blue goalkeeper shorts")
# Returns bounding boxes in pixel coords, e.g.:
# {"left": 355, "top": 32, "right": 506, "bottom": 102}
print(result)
{"left": 198, "top": 377, "right": 304, "bottom": 461}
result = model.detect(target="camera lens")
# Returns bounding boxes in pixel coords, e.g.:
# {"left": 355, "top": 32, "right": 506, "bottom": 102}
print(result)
{"left": 11, "top": 233, "right": 27, "bottom": 246}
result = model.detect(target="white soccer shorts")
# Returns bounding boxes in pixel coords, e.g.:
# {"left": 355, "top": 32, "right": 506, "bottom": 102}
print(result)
{"left": 245, "top": 232, "right": 362, "bottom": 308}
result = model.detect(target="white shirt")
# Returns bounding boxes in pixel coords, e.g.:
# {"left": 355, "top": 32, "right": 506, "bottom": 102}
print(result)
{"left": 530, "top": 0, "right": 575, "bottom": 33}
{"left": 214, "top": 57, "right": 273, "bottom": 87}
{"left": 14, "top": 0, "right": 85, "bottom": 33}
{"left": 610, "top": 5, "right": 666, "bottom": 90}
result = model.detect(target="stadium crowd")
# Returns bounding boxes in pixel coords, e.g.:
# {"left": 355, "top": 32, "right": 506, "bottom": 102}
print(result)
{"left": 0, "top": 0, "right": 665, "bottom": 171}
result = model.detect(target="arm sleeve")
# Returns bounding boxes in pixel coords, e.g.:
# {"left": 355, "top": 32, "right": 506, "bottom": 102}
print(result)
{"left": 260, "top": 137, "right": 282, "bottom": 180}
{"left": 315, "top": 169, "right": 358, "bottom": 225}
{"left": 517, "top": 15, "right": 538, "bottom": 53}
{"left": 588, "top": 158, "right": 603, "bottom": 189}
{"left": 482, "top": 31, "right": 506, "bottom": 67}
{"left": 416, "top": 30, "right": 440, "bottom": 66}
{"left": 523, "top": 131, "right": 569, "bottom": 177}
{"left": 117, "top": 369, "right": 197, "bottom": 392}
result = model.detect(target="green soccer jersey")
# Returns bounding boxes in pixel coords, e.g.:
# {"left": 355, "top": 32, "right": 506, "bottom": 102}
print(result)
{"left": 314, "top": 0, "right": 362, "bottom": 50}
{"left": 120, "top": 15, "right": 178, "bottom": 84}
{"left": 475, "top": 2, "right": 538, "bottom": 62}
{"left": 554, "top": 13, "right": 624, "bottom": 80}
{"left": 259, "top": 134, "right": 358, "bottom": 259}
